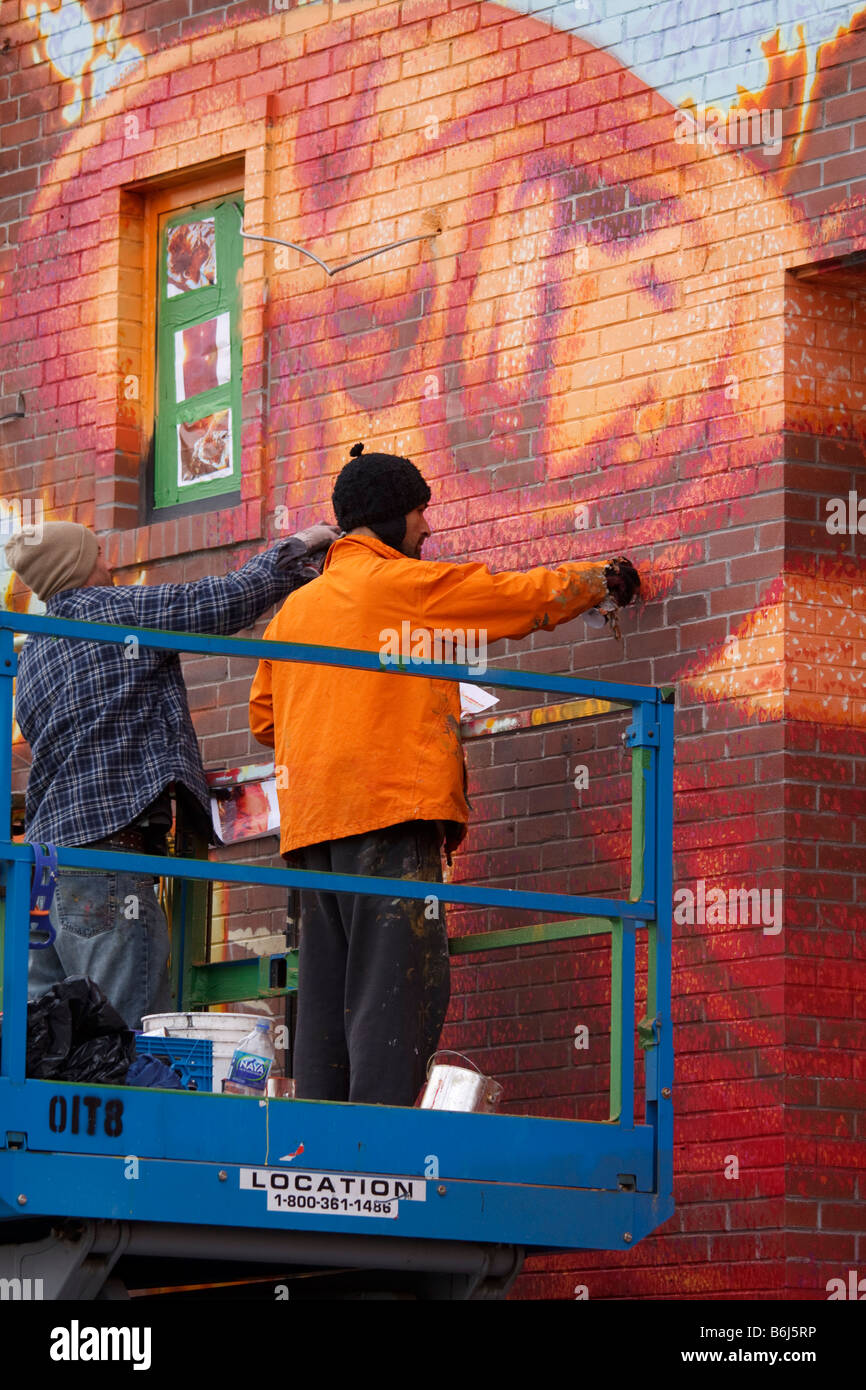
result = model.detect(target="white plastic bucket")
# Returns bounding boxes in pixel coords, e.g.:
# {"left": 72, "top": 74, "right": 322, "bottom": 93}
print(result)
{"left": 211, "top": 1040, "right": 240, "bottom": 1093}
{"left": 141, "top": 1012, "right": 267, "bottom": 1093}
{"left": 141, "top": 1012, "right": 263, "bottom": 1043}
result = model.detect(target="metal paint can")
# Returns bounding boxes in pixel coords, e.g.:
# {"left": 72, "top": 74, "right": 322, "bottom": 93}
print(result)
{"left": 419, "top": 1050, "right": 503, "bottom": 1113}
{"left": 267, "top": 1077, "right": 295, "bottom": 1099}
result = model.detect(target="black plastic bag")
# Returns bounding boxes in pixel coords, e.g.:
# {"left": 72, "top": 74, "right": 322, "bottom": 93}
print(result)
{"left": 25, "top": 976, "right": 136, "bottom": 1083}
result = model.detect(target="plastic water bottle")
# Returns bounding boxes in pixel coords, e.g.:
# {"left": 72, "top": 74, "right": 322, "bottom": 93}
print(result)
{"left": 223, "top": 1020, "right": 275, "bottom": 1096}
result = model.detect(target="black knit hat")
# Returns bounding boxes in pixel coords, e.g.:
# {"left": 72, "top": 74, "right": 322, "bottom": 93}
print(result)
{"left": 332, "top": 441, "right": 431, "bottom": 550}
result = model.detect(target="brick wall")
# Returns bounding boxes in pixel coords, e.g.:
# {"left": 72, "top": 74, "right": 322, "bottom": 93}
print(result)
{"left": 0, "top": 0, "right": 864, "bottom": 1299}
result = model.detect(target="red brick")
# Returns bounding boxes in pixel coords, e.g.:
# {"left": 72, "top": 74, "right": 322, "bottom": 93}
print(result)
{"left": 821, "top": 1202, "right": 866, "bottom": 1232}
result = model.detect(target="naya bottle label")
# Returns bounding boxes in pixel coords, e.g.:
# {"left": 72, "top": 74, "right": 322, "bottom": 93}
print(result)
{"left": 228, "top": 1050, "right": 270, "bottom": 1091}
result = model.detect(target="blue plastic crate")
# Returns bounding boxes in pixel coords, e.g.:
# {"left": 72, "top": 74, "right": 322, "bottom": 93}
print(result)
{"left": 134, "top": 1033, "right": 214, "bottom": 1091}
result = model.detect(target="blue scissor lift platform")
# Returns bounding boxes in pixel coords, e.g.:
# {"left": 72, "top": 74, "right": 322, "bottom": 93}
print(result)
{"left": 0, "top": 612, "right": 674, "bottom": 1300}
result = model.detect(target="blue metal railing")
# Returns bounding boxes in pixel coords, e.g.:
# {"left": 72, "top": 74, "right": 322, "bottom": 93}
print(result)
{"left": 0, "top": 609, "right": 673, "bottom": 1227}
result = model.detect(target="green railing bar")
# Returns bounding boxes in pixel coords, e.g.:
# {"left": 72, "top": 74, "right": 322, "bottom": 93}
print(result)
{"left": 190, "top": 914, "right": 629, "bottom": 1001}
{"left": 188, "top": 952, "right": 299, "bottom": 1006}
{"left": 170, "top": 818, "right": 211, "bottom": 1011}
{"left": 629, "top": 746, "right": 651, "bottom": 904}
{"left": 638, "top": 921, "right": 658, "bottom": 1052}
{"left": 448, "top": 915, "right": 618, "bottom": 955}
{"left": 609, "top": 920, "right": 623, "bottom": 1122}
{"left": 647, "top": 921, "right": 657, "bottom": 1025}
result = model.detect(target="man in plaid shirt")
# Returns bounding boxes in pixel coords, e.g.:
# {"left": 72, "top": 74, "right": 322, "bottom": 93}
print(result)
{"left": 5, "top": 519, "right": 337, "bottom": 1029}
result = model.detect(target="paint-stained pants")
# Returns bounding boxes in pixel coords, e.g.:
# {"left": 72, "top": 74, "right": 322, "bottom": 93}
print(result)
{"left": 288, "top": 821, "right": 450, "bottom": 1106}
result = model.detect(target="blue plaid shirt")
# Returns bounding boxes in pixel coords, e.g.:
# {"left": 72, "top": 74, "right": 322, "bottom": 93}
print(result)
{"left": 16, "top": 539, "right": 312, "bottom": 847}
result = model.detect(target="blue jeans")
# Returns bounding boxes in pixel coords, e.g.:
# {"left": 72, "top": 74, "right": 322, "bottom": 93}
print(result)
{"left": 28, "top": 868, "right": 171, "bottom": 1030}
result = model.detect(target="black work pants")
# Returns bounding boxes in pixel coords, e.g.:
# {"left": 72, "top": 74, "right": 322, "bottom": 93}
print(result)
{"left": 288, "top": 821, "right": 450, "bottom": 1106}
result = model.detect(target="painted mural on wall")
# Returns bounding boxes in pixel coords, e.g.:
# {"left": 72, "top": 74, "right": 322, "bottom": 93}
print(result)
{"left": 24, "top": 0, "right": 860, "bottom": 129}
{"left": 2, "top": 7, "right": 864, "bottom": 1295}
{"left": 518, "top": 0, "right": 859, "bottom": 126}
{"left": 4, "top": 1, "right": 865, "bottom": 730}
{"left": 24, "top": 0, "right": 143, "bottom": 123}
{"left": 3, "top": 0, "right": 864, "bottom": 714}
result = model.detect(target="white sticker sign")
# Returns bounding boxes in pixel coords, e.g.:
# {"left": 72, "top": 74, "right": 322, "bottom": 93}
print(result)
{"left": 239, "top": 1167, "right": 427, "bottom": 1220}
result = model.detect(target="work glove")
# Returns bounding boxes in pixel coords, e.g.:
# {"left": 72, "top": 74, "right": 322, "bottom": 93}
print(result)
{"left": 293, "top": 523, "right": 342, "bottom": 554}
{"left": 603, "top": 556, "right": 641, "bottom": 608}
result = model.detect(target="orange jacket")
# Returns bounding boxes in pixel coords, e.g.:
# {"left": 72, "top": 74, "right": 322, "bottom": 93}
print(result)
{"left": 249, "top": 535, "right": 609, "bottom": 854}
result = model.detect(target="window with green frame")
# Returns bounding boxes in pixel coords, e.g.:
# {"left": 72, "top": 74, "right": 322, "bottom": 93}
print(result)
{"left": 154, "top": 197, "right": 243, "bottom": 510}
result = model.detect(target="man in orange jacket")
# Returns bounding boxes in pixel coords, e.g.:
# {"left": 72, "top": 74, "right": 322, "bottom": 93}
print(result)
{"left": 250, "top": 442, "right": 640, "bottom": 1106}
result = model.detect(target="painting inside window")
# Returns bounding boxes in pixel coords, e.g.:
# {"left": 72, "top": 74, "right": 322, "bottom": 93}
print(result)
{"left": 154, "top": 198, "right": 242, "bottom": 510}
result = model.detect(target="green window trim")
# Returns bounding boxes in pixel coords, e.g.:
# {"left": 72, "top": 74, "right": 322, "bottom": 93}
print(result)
{"left": 154, "top": 197, "right": 244, "bottom": 511}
